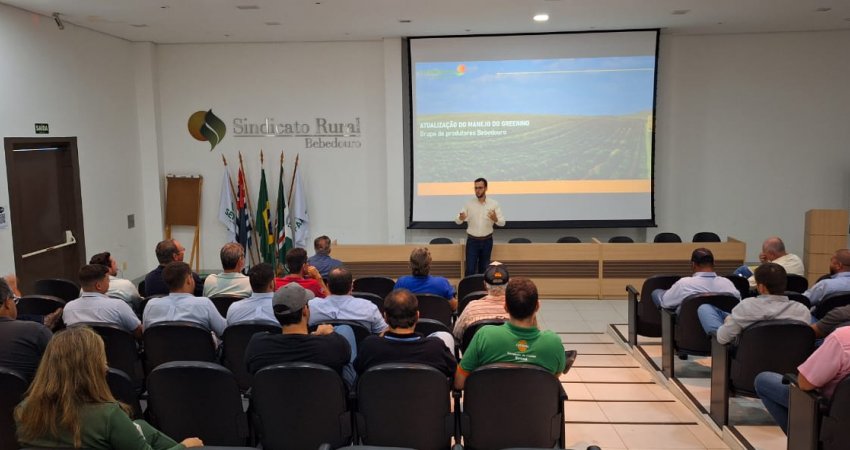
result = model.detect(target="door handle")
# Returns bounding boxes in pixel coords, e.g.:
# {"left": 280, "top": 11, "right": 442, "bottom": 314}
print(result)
{"left": 22, "top": 230, "right": 77, "bottom": 259}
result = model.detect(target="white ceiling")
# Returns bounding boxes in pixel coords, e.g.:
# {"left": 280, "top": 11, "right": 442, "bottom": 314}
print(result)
{"left": 3, "top": 0, "right": 850, "bottom": 44}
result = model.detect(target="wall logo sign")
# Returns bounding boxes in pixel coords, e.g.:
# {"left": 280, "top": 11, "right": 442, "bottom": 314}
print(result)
{"left": 188, "top": 109, "right": 227, "bottom": 151}
{"left": 232, "top": 117, "right": 363, "bottom": 149}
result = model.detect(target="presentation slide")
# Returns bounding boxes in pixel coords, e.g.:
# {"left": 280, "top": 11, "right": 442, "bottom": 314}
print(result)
{"left": 408, "top": 31, "right": 659, "bottom": 227}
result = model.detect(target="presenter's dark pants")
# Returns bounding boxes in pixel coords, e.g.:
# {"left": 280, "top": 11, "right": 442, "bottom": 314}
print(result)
{"left": 465, "top": 235, "right": 493, "bottom": 276}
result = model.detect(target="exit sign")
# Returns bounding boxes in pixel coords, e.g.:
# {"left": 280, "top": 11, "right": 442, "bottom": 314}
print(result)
{"left": 34, "top": 123, "right": 49, "bottom": 134}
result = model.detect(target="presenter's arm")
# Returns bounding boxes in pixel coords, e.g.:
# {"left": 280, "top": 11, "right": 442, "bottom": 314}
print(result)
{"left": 492, "top": 204, "right": 506, "bottom": 227}
{"left": 454, "top": 206, "right": 467, "bottom": 225}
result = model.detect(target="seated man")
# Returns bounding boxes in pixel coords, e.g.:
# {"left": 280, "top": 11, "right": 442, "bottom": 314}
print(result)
{"left": 394, "top": 247, "right": 457, "bottom": 310}
{"left": 0, "top": 277, "right": 52, "bottom": 381}
{"left": 144, "top": 239, "right": 203, "bottom": 297}
{"left": 453, "top": 262, "right": 511, "bottom": 340}
{"left": 244, "top": 283, "right": 356, "bottom": 386}
{"left": 203, "top": 243, "right": 252, "bottom": 298}
{"left": 697, "top": 263, "right": 811, "bottom": 344}
{"left": 355, "top": 289, "right": 457, "bottom": 377}
{"left": 454, "top": 277, "right": 567, "bottom": 390}
{"left": 63, "top": 264, "right": 143, "bottom": 339}
{"left": 307, "top": 235, "right": 344, "bottom": 278}
{"left": 652, "top": 248, "right": 741, "bottom": 310}
{"left": 226, "top": 263, "right": 279, "bottom": 327}
{"left": 803, "top": 249, "right": 850, "bottom": 306}
{"left": 89, "top": 251, "right": 142, "bottom": 311}
{"left": 308, "top": 267, "right": 388, "bottom": 335}
{"left": 143, "top": 262, "right": 226, "bottom": 338}
{"left": 275, "top": 247, "right": 327, "bottom": 298}
{"left": 812, "top": 304, "right": 850, "bottom": 338}
{"left": 754, "top": 325, "right": 850, "bottom": 434}
{"left": 735, "top": 236, "right": 805, "bottom": 288}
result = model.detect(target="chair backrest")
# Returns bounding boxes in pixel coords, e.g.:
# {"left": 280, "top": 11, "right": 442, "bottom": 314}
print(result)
{"left": 608, "top": 236, "right": 634, "bottom": 243}
{"left": 508, "top": 238, "right": 532, "bottom": 244}
{"left": 416, "top": 294, "right": 453, "bottom": 328}
{"left": 813, "top": 291, "right": 850, "bottom": 319}
{"left": 429, "top": 237, "right": 452, "bottom": 245}
{"left": 16, "top": 295, "right": 65, "bottom": 316}
{"left": 147, "top": 361, "right": 248, "bottom": 446}
{"left": 137, "top": 279, "right": 146, "bottom": 297}
{"left": 675, "top": 293, "right": 739, "bottom": 355}
{"left": 0, "top": 367, "right": 28, "bottom": 450}
{"left": 461, "top": 364, "right": 564, "bottom": 450}
{"left": 78, "top": 322, "right": 143, "bottom": 390}
{"left": 352, "top": 291, "right": 385, "bottom": 313}
{"left": 252, "top": 363, "right": 351, "bottom": 450}
{"left": 653, "top": 232, "right": 682, "bottom": 243}
{"left": 724, "top": 275, "right": 752, "bottom": 300}
{"left": 729, "top": 320, "right": 815, "bottom": 395}
{"left": 636, "top": 275, "right": 681, "bottom": 337}
{"left": 458, "top": 291, "right": 488, "bottom": 315}
{"left": 556, "top": 236, "right": 581, "bottom": 243}
{"left": 415, "top": 318, "right": 452, "bottom": 337}
{"left": 353, "top": 277, "right": 396, "bottom": 300}
{"left": 786, "top": 274, "right": 809, "bottom": 294}
{"left": 693, "top": 232, "right": 721, "bottom": 242}
{"left": 143, "top": 322, "right": 217, "bottom": 374}
{"left": 209, "top": 295, "right": 245, "bottom": 317}
{"left": 106, "top": 368, "right": 142, "bottom": 419}
{"left": 786, "top": 292, "right": 812, "bottom": 308}
{"left": 461, "top": 319, "right": 508, "bottom": 353}
{"left": 356, "top": 363, "right": 453, "bottom": 450}
{"left": 822, "top": 375, "right": 850, "bottom": 450}
{"left": 312, "top": 320, "right": 373, "bottom": 346}
{"left": 222, "top": 322, "right": 282, "bottom": 391}
{"left": 457, "top": 275, "right": 486, "bottom": 304}
{"left": 33, "top": 278, "right": 79, "bottom": 302}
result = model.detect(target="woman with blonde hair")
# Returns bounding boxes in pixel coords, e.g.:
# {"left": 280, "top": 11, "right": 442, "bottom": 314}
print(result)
{"left": 15, "top": 326, "right": 202, "bottom": 449}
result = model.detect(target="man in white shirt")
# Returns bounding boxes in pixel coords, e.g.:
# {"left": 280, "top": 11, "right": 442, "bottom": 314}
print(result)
{"left": 203, "top": 242, "right": 252, "bottom": 298}
{"left": 226, "top": 262, "right": 279, "bottom": 327}
{"left": 63, "top": 264, "right": 143, "bottom": 339}
{"left": 143, "top": 261, "right": 227, "bottom": 337}
{"left": 454, "top": 177, "right": 506, "bottom": 276}
{"left": 89, "top": 251, "right": 142, "bottom": 312}
{"left": 734, "top": 237, "right": 805, "bottom": 288}
{"left": 651, "top": 248, "right": 741, "bottom": 310}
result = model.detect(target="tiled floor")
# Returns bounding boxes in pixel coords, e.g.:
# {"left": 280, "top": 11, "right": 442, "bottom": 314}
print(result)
{"left": 537, "top": 300, "right": 730, "bottom": 450}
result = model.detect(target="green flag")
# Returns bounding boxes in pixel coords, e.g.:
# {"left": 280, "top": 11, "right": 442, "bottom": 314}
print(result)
{"left": 255, "top": 167, "right": 274, "bottom": 264}
{"left": 276, "top": 158, "right": 293, "bottom": 269}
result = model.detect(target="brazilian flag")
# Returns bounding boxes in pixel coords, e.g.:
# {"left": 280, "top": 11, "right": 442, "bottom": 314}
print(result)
{"left": 255, "top": 168, "right": 274, "bottom": 264}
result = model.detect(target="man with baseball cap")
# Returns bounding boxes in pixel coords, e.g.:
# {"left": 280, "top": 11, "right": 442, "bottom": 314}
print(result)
{"left": 453, "top": 262, "right": 511, "bottom": 340}
{"left": 651, "top": 248, "right": 741, "bottom": 311}
{"left": 243, "top": 283, "right": 358, "bottom": 386}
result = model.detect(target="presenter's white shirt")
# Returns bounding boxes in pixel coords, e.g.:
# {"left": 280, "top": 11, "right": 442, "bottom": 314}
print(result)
{"left": 455, "top": 197, "right": 505, "bottom": 237}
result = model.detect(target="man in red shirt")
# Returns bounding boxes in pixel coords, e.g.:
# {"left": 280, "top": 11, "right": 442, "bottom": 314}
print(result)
{"left": 275, "top": 247, "right": 327, "bottom": 298}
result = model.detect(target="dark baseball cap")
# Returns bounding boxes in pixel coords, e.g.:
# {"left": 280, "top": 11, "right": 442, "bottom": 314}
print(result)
{"left": 484, "top": 262, "right": 509, "bottom": 285}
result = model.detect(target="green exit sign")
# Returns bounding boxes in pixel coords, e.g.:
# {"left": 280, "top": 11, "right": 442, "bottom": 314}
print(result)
{"left": 34, "top": 123, "right": 49, "bottom": 134}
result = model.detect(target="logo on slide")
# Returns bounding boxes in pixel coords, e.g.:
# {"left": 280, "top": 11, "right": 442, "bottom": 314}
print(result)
{"left": 456, "top": 64, "right": 466, "bottom": 76}
{"left": 187, "top": 109, "right": 227, "bottom": 151}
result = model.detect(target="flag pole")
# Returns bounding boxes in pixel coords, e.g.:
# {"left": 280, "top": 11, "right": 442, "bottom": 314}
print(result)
{"left": 221, "top": 154, "right": 238, "bottom": 213}
{"left": 287, "top": 153, "right": 299, "bottom": 207}
{"left": 239, "top": 151, "right": 263, "bottom": 264}
{"left": 276, "top": 151, "right": 285, "bottom": 270}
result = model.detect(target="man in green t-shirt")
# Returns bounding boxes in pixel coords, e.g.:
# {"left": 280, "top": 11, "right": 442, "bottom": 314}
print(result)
{"left": 454, "top": 277, "right": 567, "bottom": 390}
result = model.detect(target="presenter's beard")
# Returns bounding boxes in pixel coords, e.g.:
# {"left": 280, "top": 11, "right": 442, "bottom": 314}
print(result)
{"left": 476, "top": 193, "right": 485, "bottom": 199}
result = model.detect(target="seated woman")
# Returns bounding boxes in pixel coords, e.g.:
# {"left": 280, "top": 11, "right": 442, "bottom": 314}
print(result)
{"left": 15, "top": 326, "right": 203, "bottom": 449}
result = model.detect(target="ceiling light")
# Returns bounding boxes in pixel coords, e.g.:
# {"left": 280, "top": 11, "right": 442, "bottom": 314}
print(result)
{"left": 533, "top": 14, "right": 549, "bottom": 22}
{"left": 236, "top": 5, "right": 260, "bottom": 10}
{"left": 399, "top": 19, "right": 412, "bottom": 23}
{"left": 816, "top": 7, "right": 832, "bottom": 12}
{"left": 130, "top": 24, "right": 148, "bottom": 28}
{"left": 671, "top": 9, "right": 690, "bottom": 15}
{"left": 265, "top": 21, "right": 281, "bottom": 26}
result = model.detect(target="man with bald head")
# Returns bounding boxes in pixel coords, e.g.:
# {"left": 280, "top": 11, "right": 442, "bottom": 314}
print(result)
{"left": 736, "top": 237, "right": 805, "bottom": 289}
{"left": 804, "top": 249, "right": 850, "bottom": 308}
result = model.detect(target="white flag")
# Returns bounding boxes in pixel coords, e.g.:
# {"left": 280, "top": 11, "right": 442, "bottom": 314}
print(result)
{"left": 291, "top": 161, "right": 310, "bottom": 249}
{"left": 218, "top": 167, "right": 237, "bottom": 242}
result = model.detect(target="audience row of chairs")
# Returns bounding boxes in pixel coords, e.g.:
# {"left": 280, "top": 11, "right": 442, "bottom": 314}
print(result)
{"left": 429, "top": 231, "right": 722, "bottom": 245}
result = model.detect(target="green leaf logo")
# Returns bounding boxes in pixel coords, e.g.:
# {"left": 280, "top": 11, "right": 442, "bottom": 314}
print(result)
{"left": 188, "top": 109, "right": 227, "bottom": 151}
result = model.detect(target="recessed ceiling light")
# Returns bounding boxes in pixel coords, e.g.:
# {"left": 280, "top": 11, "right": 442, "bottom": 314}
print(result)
{"left": 816, "top": 7, "right": 832, "bottom": 12}
{"left": 465, "top": 29, "right": 471, "bottom": 32}
{"left": 224, "top": 34, "right": 231, "bottom": 37}
{"left": 236, "top": 5, "right": 260, "bottom": 10}
{"left": 671, "top": 9, "right": 690, "bottom": 15}
{"left": 265, "top": 21, "right": 281, "bottom": 26}
{"left": 130, "top": 24, "right": 148, "bottom": 28}
{"left": 533, "top": 14, "right": 549, "bottom": 22}
{"left": 160, "top": 5, "right": 169, "bottom": 9}
{"left": 399, "top": 19, "right": 412, "bottom": 23}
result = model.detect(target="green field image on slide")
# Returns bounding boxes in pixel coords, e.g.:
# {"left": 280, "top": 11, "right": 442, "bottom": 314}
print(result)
{"left": 416, "top": 113, "right": 651, "bottom": 183}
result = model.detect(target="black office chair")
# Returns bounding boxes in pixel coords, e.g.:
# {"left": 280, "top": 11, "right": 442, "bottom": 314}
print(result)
{"left": 508, "top": 238, "right": 532, "bottom": 244}
{"left": 209, "top": 295, "right": 246, "bottom": 318}
{"left": 16, "top": 295, "right": 65, "bottom": 316}
{"left": 415, "top": 318, "right": 452, "bottom": 337}
{"left": 724, "top": 275, "right": 751, "bottom": 300}
{"left": 356, "top": 363, "right": 453, "bottom": 450}
{"left": 693, "top": 232, "right": 721, "bottom": 242}
{"left": 786, "top": 292, "right": 812, "bottom": 308}
{"left": 0, "top": 367, "right": 28, "bottom": 450}
{"left": 625, "top": 275, "right": 681, "bottom": 346}
{"left": 33, "top": 278, "right": 79, "bottom": 302}
{"left": 77, "top": 322, "right": 144, "bottom": 391}
{"left": 812, "top": 291, "right": 850, "bottom": 319}
{"left": 352, "top": 291, "right": 385, "bottom": 313}
{"left": 556, "top": 236, "right": 581, "bottom": 243}
{"left": 460, "top": 364, "right": 566, "bottom": 450}
{"left": 653, "top": 232, "right": 682, "bottom": 243}
{"left": 106, "top": 368, "right": 143, "bottom": 419}
{"left": 222, "top": 321, "right": 281, "bottom": 391}
{"left": 458, "top": 290, "right": 488, "bottom": 315}
{"left": 457, "top": 274, "right": 486, "bottom": 304}
{"left": 138, "top": 279, "right": 146, "bottom": 297}
{"left": 660, "top": 292, "right": 739, "bottom": 379}
{"left": 608, "top": 236, "right": 634, "bottom": 243}
{"left": 353, "top": 277, "right": 396, "bottom": 300}
{"left": 708, "top": 320, "right": 815, "bottom": 426}
{"left": 252, "top": 363, "right": 352, "bottom": 450}
{"left": 147, "top": 361, "right": 249, "bottom": 446}
{"left": 143, "top": 321, "right": 218, "bottom": 375}
{"left": 311, "top": 320, "right": 373, "bottom": 346}
{"left": 786, "top": 274, "right": 809, "bottom": 294}
{"left": 461, "top": 319, "right": 507, "bottom": 354}
{"left": 416, "top": 294, "right": 453, "bottom": 328}
{"left": 429, "top": 237, "right": 453, "bottom": 245}
{"left": 788, "top": 374, "right": 850, "bottom": 450}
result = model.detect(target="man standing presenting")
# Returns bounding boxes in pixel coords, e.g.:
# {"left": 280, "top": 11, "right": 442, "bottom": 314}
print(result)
{"left": 455, "top": 178, "right": 505, "bottom": 276}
